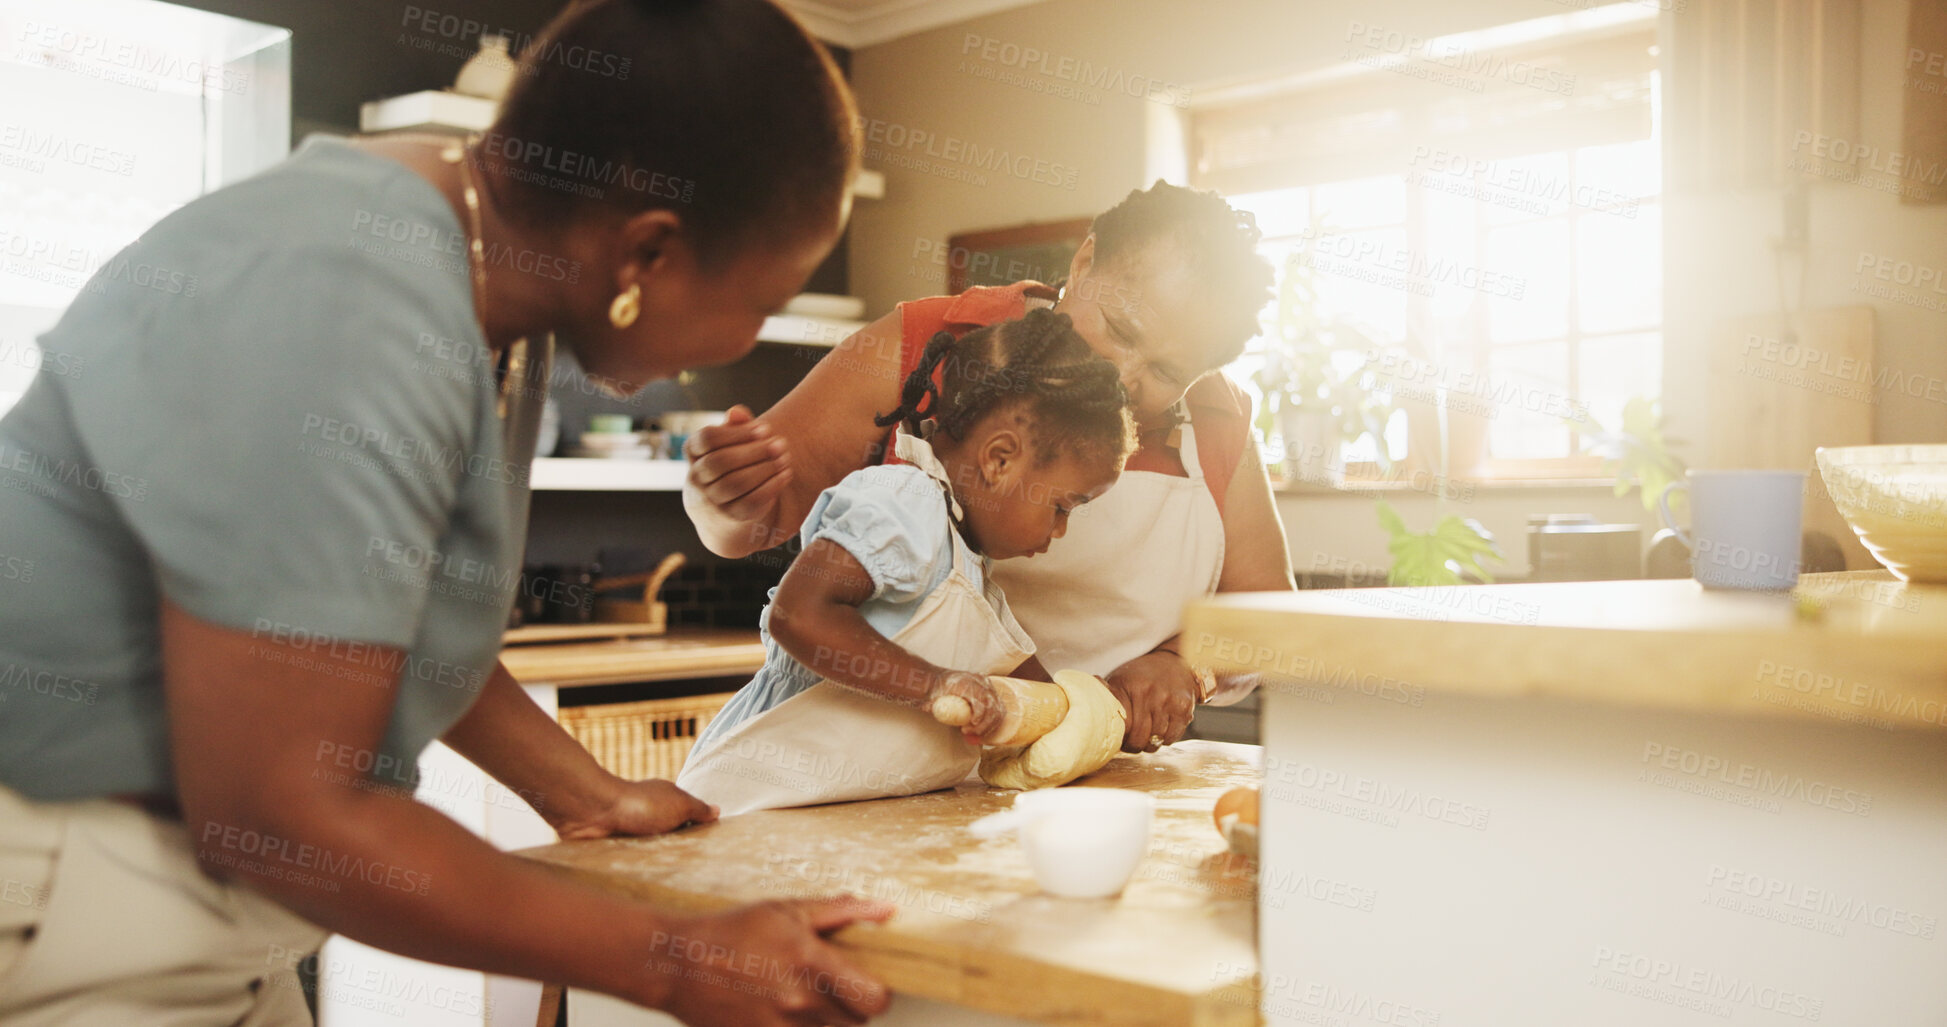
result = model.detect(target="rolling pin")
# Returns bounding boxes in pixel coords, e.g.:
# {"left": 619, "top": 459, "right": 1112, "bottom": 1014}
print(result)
{"left": 930, "top": 675, "right": 1069, "bottom": 746}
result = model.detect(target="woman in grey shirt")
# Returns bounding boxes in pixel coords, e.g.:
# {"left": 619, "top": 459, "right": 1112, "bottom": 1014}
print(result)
{"left": 0, "top": 2, "right": 889, "bottom": 1024}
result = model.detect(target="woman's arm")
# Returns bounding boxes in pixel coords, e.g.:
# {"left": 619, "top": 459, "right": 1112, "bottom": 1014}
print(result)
{"left": 1194, "top": 442, "right": 1295, "bottom": 705}
{"left": 441, "top": 661, "right": 718, "bottom": 838}
{"left": 1216, "top": 438, "right": 1297, "bottom": 593}
{"left": 767, "top": 538, "right": 1006, "bottom": 735}
{"left": 163, "top": 603, "right": 891, "bottom": 1024}
{"left": 685, "top": 311, "right": 909, "bottom": 558}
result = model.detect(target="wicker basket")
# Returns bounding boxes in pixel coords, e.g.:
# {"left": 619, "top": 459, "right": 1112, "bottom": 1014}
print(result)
{"left": 558, "top": 693, "right": 733, "bottom": 781}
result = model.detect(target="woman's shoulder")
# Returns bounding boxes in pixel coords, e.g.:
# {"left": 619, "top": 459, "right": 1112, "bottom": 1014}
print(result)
{"left": 133, "top": 138, "right": 466, "bottom": 297}
{"left": 40, "top": 139, "right": 487, "bottom": 445}
{"left": 1186, "top": 370, "right": 1254, "bottom": 423}
{"left": 53, "top": 138, "right": 477, "bottom": 362}
{"left": 896, "top": 281, "right": 1059, "bottom": 337}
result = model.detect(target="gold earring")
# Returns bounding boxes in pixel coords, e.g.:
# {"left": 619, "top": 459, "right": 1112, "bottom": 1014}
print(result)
{"left": 608, "top": 283, "right": 641, "bottom": 329}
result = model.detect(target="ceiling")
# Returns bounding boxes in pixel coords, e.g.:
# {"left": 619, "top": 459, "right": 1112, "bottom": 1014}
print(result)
{"left": 777, "top": 0, "right": 1052, "bottom": 49}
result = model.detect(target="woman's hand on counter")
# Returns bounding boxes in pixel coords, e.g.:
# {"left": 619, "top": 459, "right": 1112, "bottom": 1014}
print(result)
{"left": 551, "top": 777, "right": 718, "bottom": 841}
{"left": 646, "top": 897, "right": 895, "bottom": 1026}
{"left": 1105, "top": 651, "right": 1200, "bottom": 752}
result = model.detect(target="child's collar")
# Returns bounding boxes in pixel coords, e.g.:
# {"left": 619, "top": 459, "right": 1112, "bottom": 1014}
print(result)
{"left": 891, "top": 427, "right": 966, "bottom": 523}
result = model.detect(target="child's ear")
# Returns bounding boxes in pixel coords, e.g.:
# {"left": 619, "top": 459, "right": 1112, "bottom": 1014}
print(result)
{"left": 979, "top": 427, "right": 1027, "bottom": 486}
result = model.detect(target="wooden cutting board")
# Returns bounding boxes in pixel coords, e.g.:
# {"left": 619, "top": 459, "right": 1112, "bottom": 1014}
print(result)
{"left": 1706, "top": 305, "right": 1875, "bottom": 568}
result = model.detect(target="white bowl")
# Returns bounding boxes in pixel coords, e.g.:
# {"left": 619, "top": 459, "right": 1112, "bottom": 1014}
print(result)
{"left": 1816, "top": 445, "right": 1947, "bottom": 583}
{"left": 659, "top": 410, "right": 730, "bottom": 438}
{"left": 576, "top": 430, "right": 651, "bottom": 450}
{"left": 1005, "top": 788, "right": 1154, "bottom": 899}
{"left": 564, "top": 445, "right": 653, "bottom": 460}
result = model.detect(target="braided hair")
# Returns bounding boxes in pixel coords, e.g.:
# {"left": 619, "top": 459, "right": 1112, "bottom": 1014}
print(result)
{"left": 1088, "top": 180, "right": 1274, "bottom": 369}
{"left": 874, "top": 308, "right": 1136, "bottom": 470}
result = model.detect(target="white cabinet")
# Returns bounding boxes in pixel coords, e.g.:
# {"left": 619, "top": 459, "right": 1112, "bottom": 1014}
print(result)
{"left": 317, "top": 685, "right": 560, "bottom": 1027}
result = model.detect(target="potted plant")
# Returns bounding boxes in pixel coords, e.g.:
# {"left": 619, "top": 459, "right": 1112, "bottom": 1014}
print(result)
{"left": 1572, "top": 396, "right": 1687, "bottom": 513}
{"left": 1252, "top": 247, "right": 1396, "bottom": 488}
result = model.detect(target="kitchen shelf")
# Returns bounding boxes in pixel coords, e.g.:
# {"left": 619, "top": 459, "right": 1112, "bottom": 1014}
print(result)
{"left": 757, "top": 311, "right": 863, "bottom": 347}
{"left": 358, "top": 90, "right": 497, "bottom": 134}
{"left": 501, "top": 629, "right": 766, "bottom": 689}
{"left": 530, "top": 457, "right": 687, "bottom": 492}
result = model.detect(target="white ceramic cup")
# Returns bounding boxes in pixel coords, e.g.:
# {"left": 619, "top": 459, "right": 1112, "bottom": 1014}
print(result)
{"left": 971, "top": 788, "right": 1154, "bottom": 899}
{"left": 1657, "top": 470, "right": 1806, "bottom": 590}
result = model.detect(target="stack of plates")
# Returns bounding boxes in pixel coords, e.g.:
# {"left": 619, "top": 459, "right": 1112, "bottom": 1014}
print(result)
{"left": 784, "top": 293, "right": 866, "bottom": 320}
{"left": 567, "top": 431, "right": 662, "bottom": 460}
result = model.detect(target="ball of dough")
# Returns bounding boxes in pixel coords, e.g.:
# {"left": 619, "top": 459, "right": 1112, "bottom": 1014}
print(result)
{"left": 979, "top": 670, "right": 1126, "bottom": 790}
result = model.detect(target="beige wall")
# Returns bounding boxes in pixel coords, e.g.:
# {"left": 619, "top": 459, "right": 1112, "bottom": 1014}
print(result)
{"left": 847, "top": 0, "right": 1566, "bottom": 316}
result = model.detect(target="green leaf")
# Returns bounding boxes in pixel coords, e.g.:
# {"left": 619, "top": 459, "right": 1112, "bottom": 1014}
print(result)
{"left": 1375, "top": 501, "right": 1503, "bottom": 587}
{"left": 1374, "top": 498, "right": 1407, "bottom": 537}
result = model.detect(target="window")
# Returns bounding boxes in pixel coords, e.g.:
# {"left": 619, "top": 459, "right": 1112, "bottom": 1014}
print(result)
{"left": 0, "top": 0, "right": 290, "bottom": 419}
{"left": 1193, "top": 9, "right": 1660, "bottom": 481}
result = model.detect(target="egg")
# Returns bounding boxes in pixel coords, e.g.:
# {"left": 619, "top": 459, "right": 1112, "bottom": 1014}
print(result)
{"left": 1213, "top": 786, "right": 1258, "bottom": 830}
{"left": 1213, "top": 786, "right": 1260, "bottom": 859}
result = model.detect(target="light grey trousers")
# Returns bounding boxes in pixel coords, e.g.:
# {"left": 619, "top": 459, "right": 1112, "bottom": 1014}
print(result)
{"left": 0, "top": 787, "right": 327, "bottom": 1026}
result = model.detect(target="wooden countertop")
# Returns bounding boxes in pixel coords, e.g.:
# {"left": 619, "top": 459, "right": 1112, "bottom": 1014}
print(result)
{"left": 1184, "top": 570, "right": 1947, "bottom": 731}
{"left": 500, "top": 629, "right": 765, "bottom": 688}
{"left": 520, "top": 741, "right": 1261, "bottom": 1027}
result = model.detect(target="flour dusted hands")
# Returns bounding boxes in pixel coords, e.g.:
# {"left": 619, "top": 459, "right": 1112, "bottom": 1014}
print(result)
{"left": 549, "top": 777, "right": 718, "bottom": 842}
{"left": 925, "top": 670, "right": 1006, "bottom": 743}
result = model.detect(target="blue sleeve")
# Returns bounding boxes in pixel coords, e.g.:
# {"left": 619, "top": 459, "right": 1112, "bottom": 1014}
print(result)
{"left": 801, "top": 467, "right": 954, "bottom": 604}
{"left": 56, "top": 240, "right": 479, "bottom": 649}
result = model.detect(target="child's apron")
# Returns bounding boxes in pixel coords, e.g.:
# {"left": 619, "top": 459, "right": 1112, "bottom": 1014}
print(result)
{"left": 677, "top": 431, "right": 1035, "bottom": 815}
{"left": 990, "top": 411, "right": 1226, "bottom": 677}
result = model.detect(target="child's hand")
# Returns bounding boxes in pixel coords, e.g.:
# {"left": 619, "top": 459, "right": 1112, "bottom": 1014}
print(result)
{"left": 928, "top": 670, "right": 1005, "bottom": 743}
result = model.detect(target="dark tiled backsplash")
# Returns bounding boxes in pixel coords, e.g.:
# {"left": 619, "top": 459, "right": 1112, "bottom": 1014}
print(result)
{"left": 657, "top": 547, "right": 796, "bottom": 629}
{"left": 663, "top": 554, "right": 1373, "bottom": 630}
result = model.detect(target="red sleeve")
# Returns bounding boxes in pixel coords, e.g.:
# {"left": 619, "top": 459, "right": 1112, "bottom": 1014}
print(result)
{"left": 895, "top": 294, "right": 957, "bottom": 383}
{"left": 881, "top": 295, "right": 959, "bottom": 466}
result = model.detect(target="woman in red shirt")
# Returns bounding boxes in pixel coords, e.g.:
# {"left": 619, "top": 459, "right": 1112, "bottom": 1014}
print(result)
{"left": 685, "top": 182, "right": 1296, "bottom": 751}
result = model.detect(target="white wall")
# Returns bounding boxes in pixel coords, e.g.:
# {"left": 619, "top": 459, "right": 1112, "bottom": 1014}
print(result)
{"left": 1661, "top": 0, "right": 1947, "bottom": 454}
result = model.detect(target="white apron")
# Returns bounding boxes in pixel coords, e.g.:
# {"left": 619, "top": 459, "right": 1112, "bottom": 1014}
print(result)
{"left": 678, "top": 432, "right": 1036, "bottom": 815}
{"left": 991, "top": 412, "right": 1226, "bottom": 677}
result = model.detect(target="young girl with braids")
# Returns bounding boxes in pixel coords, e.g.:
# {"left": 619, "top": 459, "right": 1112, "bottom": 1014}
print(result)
{"left": 687, "top": 181, "right": 1297, "bottom": 759}
{"left": 678, "top": 309, "right": 1136, "bottom": 814}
